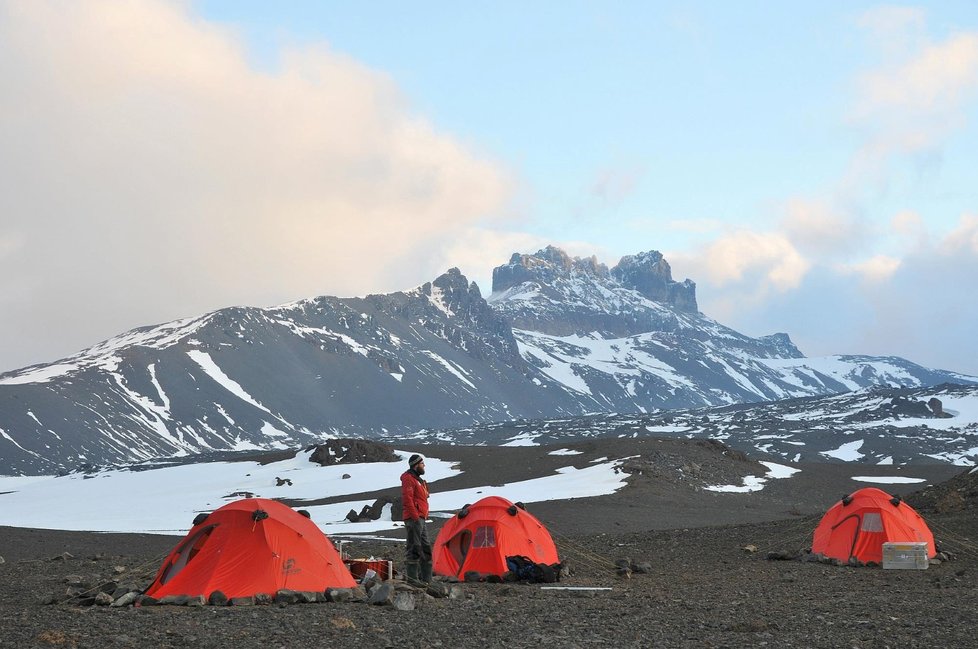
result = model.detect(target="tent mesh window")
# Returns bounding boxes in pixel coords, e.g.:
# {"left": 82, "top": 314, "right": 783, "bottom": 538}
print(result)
{"left": 473, "top": 526, "right": 496, "bottom": 548}
{"left": 861, "top": 512, "right": 884, "bottom": 533}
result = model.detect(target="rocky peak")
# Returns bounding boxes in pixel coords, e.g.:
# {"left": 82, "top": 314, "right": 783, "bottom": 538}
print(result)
{"left": 418, "top": 268, "right": 483, "bottom": 319}
{"left": 611, "top": 250, "right": 698, "bottom": 313}
{"left": 756, "top": 333, "right": 804, "bottom": 359}
{"left": 492, "top": 246, "right": 610, "bottom": 293}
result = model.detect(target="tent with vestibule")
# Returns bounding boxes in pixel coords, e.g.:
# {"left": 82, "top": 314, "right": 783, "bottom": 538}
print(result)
{"left": 145, "top": 498, "right": 355, "bottom": 599}
{"left": 432, "top": 496, "right": 560, "bottom": 580}
{"left": 811, "top": 487, "right": 936, "bottom": 564}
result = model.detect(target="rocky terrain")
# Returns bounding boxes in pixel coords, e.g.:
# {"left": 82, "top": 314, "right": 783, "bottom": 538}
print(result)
{"left": 1, "top": 440, "right": 976, "bottom": 648}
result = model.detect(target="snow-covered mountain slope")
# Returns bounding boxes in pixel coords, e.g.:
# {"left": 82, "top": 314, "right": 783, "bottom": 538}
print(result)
{"left": 489, "top": 247, "right": 975, "bottom": 409}
{"left": 400, "top": 384, "right": 978, "bottom": 467}
{"left": 0, "top": 246, "right": 974, "bottom": 475}
{"left": 0, "top": 270, "right": 589, "bottom": 475}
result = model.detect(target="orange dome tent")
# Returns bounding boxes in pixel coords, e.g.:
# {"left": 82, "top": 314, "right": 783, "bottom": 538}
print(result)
{"left": 432, "top": 496, "right": 559, "bottom": 580}
{"left": 145, "top": 498, "right": 355, "bottom": 599}
{"left": 811, "top": 487, "right": 936, "bottom": 564}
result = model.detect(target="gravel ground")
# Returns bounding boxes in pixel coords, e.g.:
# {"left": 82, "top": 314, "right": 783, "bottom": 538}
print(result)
{"left": 2, "top": 441, "right": 976, "bottom": 649}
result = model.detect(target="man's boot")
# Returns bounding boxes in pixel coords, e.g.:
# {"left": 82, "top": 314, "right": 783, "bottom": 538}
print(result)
{"left": 404, "top": 560, "right": 420, "bottom": 584}
{"left": 420, "top": 560, "right": 433, "bottom": 584}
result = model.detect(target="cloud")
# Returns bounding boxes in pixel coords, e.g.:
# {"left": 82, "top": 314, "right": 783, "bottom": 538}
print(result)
{"left": 780, "top": 198, "right": 869, "bottom": 258}
{"left": 939, "top": 213, "right": 978, "bottom": 254}
{"left": 835, "top": 255, "right": 902, "bottom": 284}
{"left": 856, "top": 6, "right": 927, "bottom": 57}
{"left": 845, "top": 18, "right": 978, "bottom": 193}
{"left": 669, "top": 230, "right": 810, "bottom": 323}
{"left": 853, "top": 33, "right": 978, "bottom": 121}
{"left": 0, "top": 0, "right": 513, "bottom": 370}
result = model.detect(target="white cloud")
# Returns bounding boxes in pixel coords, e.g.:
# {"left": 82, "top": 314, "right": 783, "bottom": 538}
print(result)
{"left": 692, "top": 231, "right": 809, "bottom": 291}
{"left": 669, "top": 230, "right": 810, "bottom": 324}
{"left": 939, "top": 213, "right": 978, "bottom": 255}
{"left": 780, "top": 197, "right": 868, "bottom": 257}
{"left": 0, "top": 0, "right": 513, "bottom": 371}
{"left": 854, "top": 33, "right": 978, "bottom": 121}
{"left": 845, "top": 20, "right": 978, "bottom": 193}
{"left": 835, "top": 254, "right": 902, "bottom": 284}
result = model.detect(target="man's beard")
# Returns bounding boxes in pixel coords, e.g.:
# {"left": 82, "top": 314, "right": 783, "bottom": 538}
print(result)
{"left": 416, "top": 466, "right": 425, "bottom": 475}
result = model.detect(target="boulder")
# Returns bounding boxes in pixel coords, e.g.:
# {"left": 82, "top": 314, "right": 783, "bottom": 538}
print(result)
{"left": 208, "top": 591, "right": 228, "bottom": 606}
{"left": 325, "top": 588, "right": 354, "bottom": 603}
{"left": 367, "top": 583, "right": 395, "bottom": 605}
{"left": 392, "top": 592, "right": 416, "bottom": 611}
{"left": 308, "top": 440, "right": 398, "bottom": 466}
{"left": 630, "top": 561, "right": 653, "bottom": 574}
{"left": 111, "top": 592, "right": 138, "bottom": 608}
{"left": 274, "top": 589, "right": 302, "bottom": 605}
{"left": 95, "top": 593, "right": 114, "bottom": 606}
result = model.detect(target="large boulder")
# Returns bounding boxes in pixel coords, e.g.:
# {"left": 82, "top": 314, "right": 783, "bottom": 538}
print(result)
{"left": 307, "top": 440, "right": 399, "bottom": 466}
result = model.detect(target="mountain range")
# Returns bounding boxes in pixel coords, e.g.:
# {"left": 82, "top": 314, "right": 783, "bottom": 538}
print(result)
{"left": 1, "top": 245, "right": 975, "bottom": 475}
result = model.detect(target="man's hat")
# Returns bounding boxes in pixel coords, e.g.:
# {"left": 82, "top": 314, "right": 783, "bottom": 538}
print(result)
{"left": 409, "top": 454, "right": 424, "bottom": 467}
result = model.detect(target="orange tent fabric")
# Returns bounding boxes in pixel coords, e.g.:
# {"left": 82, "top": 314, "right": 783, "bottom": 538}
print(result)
{"left": 811, "top": 487, "right": 936, "bottom": 564}
{"left": 145, "top": 498, "right": 355, "bottom": 599}
{"left": 432, "top": 496, "right": 559, "bottom": 580}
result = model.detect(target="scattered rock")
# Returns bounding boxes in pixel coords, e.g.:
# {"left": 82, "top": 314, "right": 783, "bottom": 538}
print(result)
{"left": 630, "top": 561, "right": 652, "bottom": 574}
{"left": 325, "top": 588, "right": 355, "bottom": 603}
{"left": 274, "top": 589, "right": 302, "bottom": 605}
{"left": 208, "top": 591, "right": 228, "bottom": 606}
{"left": 230, "top": 596, "right": 254, "bottom": 606}
{"left": 94, "top": 592, "right": 113, "bottom": 606}
{"left": 766, "top": 551, "right": 796, "bottom": 561}
{"left": 367, "top": 583, "right": 395, "bottom": 605}
{"left": 111, "top": 592, "right": 138, "bottom": 608}
{"left": 741, "top": 544, "right": 758, "bottom": 553}
{"left": 392, "top": 592, "right": 416, "bottom": 611}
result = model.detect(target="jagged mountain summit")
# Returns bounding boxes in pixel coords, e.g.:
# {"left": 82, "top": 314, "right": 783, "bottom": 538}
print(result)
{"left": 0, "top": 246, "right": 974, "bottom": 475}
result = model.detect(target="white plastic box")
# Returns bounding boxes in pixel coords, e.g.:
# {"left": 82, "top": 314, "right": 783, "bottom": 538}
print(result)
{"left": 882, "top": 542, "right": 929, "bottom": 570}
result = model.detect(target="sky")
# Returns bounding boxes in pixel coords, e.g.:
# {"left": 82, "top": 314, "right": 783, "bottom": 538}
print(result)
{"left": 1, "top": 1, "right": 977, "bottom": 375}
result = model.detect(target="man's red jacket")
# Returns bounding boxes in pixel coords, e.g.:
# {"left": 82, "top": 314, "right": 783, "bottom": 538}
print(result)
{"left": 400, "top": 470, "right": 429, "bottom": 521}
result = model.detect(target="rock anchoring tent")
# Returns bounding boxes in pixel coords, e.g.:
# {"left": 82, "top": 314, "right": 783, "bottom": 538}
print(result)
{"left": 812, "top": 487, "right": 936, "bottom": 564}
{"left": 432, "top": 496, "right": 560, "bottom": 580}
{"left": 145, "top": 498, "right": 355, "bottom": 599}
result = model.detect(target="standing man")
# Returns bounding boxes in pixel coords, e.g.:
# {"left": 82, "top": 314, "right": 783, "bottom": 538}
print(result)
{"left": 401, "top": 453, "right": 432, "bottom": 584}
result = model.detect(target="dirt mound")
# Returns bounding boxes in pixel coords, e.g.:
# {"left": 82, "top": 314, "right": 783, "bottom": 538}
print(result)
{"left": 307, "top": 439, "right": 399, "bottom": 466}
{"left": 907, "top": 465, "right": 978, "bottom": 513}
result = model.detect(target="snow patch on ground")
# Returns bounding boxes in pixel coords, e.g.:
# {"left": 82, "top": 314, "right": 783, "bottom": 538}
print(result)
{"left": 850, "top": 476, "right": 927, "bottom": 484}
{"left": 820, "top": 440, "right": 865, "bottom": 461}
{"left": 704, "top": 461, "right": 800, "bottom": 493}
